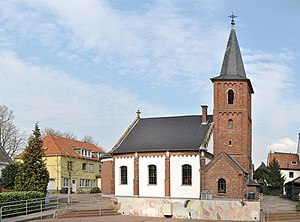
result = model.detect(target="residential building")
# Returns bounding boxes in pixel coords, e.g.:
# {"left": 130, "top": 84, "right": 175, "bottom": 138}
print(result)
{"left": 0, "top": 147, "right": 11, "bottom": 177}
{"left": 101, "top": 17, "right": 259, "bottom": 200}
{"left": 267, "top": 134, "right": 300, "bottom": 195}
{"left": 16, "top": 135, "right": 105, "bottom": 193}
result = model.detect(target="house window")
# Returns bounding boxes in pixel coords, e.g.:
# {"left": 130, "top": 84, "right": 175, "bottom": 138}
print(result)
{"left": 82, "top": 163, "right": 87, "bottom": 171}
{"left": 292, "top": 161, "right": 297, "bottom": 165}
{"left": 63, "top": 178, "right": 69, "bottom": 187}
{"left": 228, "top": 119, "right": 233, "bottom": 128}
{"left": 182, "top": 164, "right": 192, "bottom": 185}
{"left": 229, "top": 140, "right": 232, "bottom": 146}
{"left": 148, "top": 165, "right": 157, "bottom": 185}
{"left": 289, "top": 172, "right": 294, "bottom": 178}
{"left": 120, "top": 166, "right": 127, "bottom": 185}
{"left": 89, "top": 164, "right": 94, "bottom": 173}
{"left": 92, "top": 180, "right": 96, "bottom": 187}
{"left": 218, "top": 178, "right": 226, "bottom": 193}
{"left": 86, "top": 179, "right": 90, "bottom": 187}
{"left": 80, "top": 179, "right": 85, "bottom": 187}
{"left": 228, "top": 90, "right": 234, "bottom": 104}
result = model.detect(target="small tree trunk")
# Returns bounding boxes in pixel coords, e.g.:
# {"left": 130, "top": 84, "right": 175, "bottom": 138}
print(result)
{"left": 68, "top": 176, "right": 71, "bottom": 204}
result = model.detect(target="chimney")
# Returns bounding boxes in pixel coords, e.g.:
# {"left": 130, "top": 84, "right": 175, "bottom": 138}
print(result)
{"left": 201, "top": 105, "right": 208, "bottom": 124}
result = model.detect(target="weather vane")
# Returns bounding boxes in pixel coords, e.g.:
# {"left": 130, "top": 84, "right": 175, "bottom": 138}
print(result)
{"left": 228, "top": 12, "right": 237, "bottom": 26}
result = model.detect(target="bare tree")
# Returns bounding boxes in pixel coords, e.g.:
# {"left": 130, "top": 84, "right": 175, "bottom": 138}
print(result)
{"left": 0, "top": 105, "right": 26, "bottom": 158}
{"left": 82, "top": 135, "right": 98, "bottom": 145}
{"left": 43, "top": 127, "right": 98, "bottom": 145}
{"left": 42, "top": 127, "right": 77, "bottom": 140}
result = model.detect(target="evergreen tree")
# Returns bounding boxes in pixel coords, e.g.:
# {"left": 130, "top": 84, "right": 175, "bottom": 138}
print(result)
{"left": 14, "top": 123, "right": 49, "bottom": 194}
{"left": 266, "top": 158, "right": 285, "bottom": 190}
{"left": 253, "top": 162, "right": 268, "bottom": 186}
{"left": 1, "top": 162, "right": 19, "bottom": 189}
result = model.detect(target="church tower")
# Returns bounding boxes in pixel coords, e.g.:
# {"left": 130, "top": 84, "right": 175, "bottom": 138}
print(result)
{"left": 211, "top": 16, "right": 254, "bottom": 174}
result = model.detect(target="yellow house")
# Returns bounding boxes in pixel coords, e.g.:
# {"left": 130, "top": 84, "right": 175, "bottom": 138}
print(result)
{"left": 16, "top": 135, "right": 105, "bottom": 193}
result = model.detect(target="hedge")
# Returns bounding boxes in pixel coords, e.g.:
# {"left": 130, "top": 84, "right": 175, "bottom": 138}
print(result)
{"left": 0, "top": 191, "right": 45, "bottom": 204}
{"left": 0, "top": 191, "right": 45, "bottom": 217}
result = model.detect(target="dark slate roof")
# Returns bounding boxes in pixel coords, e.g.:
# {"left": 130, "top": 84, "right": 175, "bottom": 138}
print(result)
{"left": 211, "top": 26, "right": 254, "bottom": 93}
{"left": 112, "top": 115, "right": 213, "bottom": 154}
{"left": 219, "top": 27, "right": 246, "bottom": 78}
{"left": 248, "top": 178, "right": 260, "bottom": 186}
{"left": 0, "top": 147, "right": 11, "bottom": 163}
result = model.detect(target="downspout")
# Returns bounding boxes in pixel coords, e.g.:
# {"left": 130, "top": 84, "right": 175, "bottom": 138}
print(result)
{"left": 56, "top": 155, "right": 59, "bottom": 193}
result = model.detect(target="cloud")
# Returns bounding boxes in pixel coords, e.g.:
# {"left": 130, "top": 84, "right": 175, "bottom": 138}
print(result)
{"left": 267, "top": 138, "right": 297, "bottom": 152}
{"left": 0, "top": 1, "right": 227, "bottom": 90}
{"left": 244, "top": 49, "right": 300, "bottom": 166}
{"left": 0, "top": 51, "right": 167, "bottom": 149}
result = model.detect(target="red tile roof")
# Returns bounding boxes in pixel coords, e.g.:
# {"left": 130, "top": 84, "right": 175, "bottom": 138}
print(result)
{"left": 267, "top": 152, "right": 300, "bottom": 170}
{"left": 16, "top": 135, "right": 105, "bottom": 160}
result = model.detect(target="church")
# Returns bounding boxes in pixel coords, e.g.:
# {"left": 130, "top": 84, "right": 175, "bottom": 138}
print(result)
{"left": 101, "top": 16, "right": 259, "bottom": 200}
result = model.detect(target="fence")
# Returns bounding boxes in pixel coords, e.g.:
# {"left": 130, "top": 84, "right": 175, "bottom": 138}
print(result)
{"left": 0, "top": 196, "right": 67, "bottom": 220}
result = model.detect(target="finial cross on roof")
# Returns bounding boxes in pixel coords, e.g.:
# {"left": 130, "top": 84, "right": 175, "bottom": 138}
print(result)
{"left": 229, "top": 12, "right": 237, "bottom": 26}
{"left": 136, "top": 109, "right": 141, "bottom": 118}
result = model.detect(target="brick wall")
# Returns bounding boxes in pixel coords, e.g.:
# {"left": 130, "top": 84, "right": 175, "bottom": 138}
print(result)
{"left": 213, "top": 80, "right": 252, "bottom": 174}
{"left": 204, "top": 154, "right": 246, "bottom": 199}
{"left": 101, "top": 159, "right": 113, "bottom": 195}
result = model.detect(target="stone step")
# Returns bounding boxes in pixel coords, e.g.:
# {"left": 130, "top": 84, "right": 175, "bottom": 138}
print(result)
{"left": 265, "top": 212, "right": 300, "bottom": 221}
{"left": 58, "top": 209, "right": 121, "bottom": 218}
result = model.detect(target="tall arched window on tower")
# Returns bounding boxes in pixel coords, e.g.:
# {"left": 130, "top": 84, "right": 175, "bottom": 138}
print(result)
{"left": 218, "top": 178, "right": 226, "bottom": 193}
{"left": 182, "top": 164, "right": 192, "bottom": 185}
{"left": 228, "top": 89, "right": 234, "bottom": 104}
{"left": 148, "top": 165, "right": 157, "bottom": 185}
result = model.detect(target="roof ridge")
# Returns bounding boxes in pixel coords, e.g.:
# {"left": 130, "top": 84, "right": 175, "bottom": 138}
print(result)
{"left": 48, "top": 134, "right": 63, "bottom": 155}
{"left": 140, "top": 114, "right": 213, "bottom": 120}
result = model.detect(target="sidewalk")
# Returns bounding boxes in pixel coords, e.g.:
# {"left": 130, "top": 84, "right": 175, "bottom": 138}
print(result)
{"left": 260, "top": 195, "right": 297, "bottom": 213}
{"left": 37, "top": 215, "right": 255, "bottom": 222}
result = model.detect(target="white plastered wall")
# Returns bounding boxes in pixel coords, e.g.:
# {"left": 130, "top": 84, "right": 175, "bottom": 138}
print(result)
{"left": 114, "top": 156, "right": 134, "bottom": 196}
{"left": 170, "top": 155, "right": 200, "bottom": 198}
{"left": 282, "top": 169, "right": 300, "bottom": 184}
{"left": 139, "top": 156, "right": 165, "bottom": 197}
{"left": 206, "top": 132, "right": 214, "bottom": 154}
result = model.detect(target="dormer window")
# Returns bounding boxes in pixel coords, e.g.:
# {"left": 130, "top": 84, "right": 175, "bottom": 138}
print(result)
{"left": 228, "top": 89, "right": 234, "bottom": 104}
{"left": 292, "top": 161, "right": 297, "bottom": 165}
{"left": 79, "top": 148, "right": 92, "bottom": 157}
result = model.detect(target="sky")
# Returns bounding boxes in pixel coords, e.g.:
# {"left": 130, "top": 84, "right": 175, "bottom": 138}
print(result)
{"left": 0, "top": 0, "right": 300, "bottom": 168}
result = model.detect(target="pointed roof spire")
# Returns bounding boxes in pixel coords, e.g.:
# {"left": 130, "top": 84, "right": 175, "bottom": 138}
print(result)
{"left": 219, "top": 13, "right": 246, "bottom": 78}
{"left": 211, "top": 14, "right": 254, "bottom": 93}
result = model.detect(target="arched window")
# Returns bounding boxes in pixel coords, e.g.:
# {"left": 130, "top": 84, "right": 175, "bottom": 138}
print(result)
{"left": 120, "top": 166, "right": 127, "bottom": 185}
{"left": 182, "top": 164, "right": 192, "bottom": 185}
{"left": 148, "top": 165, "right": 157, "bottom": 185}
{"left": 218, "top": 178, "right": 226, "bottom": 193}
{"left": 228, "top": 90, "right": 234, "bottom": 104}
{"left": 228, "top": 140, "right": 232, "bottom": 146}
{"left": 228, "top": 119, "right": 233, "bottom": 128}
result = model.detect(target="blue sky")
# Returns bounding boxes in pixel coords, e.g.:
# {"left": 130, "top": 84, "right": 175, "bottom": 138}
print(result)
{"left": 0, "top": 0, "right": 300, "bottom": 168}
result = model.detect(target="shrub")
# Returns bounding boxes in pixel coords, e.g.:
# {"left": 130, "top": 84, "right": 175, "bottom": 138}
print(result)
{"left": 296, "top": 201, "right": 300, "bottom": 212}
{"left": 0, "top": 191, "right": 45, "bottom": 204}
{"left": 0, "top": 191, "right": 45, "bottom": 217}
{"left": 90, "top": 187, "right": 101, "bottom": 194}
{"left": 1, "top": 162, "right": 20, "bottom": 189}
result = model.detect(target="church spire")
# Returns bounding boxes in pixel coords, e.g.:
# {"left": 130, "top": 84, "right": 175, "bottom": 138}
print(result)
{"left": 219, "top": 14, "right": 246, "bottom": 78}
{"left": 211, "top": 14, "right": 253, "bottom": 93}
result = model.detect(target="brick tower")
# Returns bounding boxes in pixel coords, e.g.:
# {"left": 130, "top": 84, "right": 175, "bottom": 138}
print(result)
{"left": 211, "top": 16, "right": 254, "bottom": 174}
